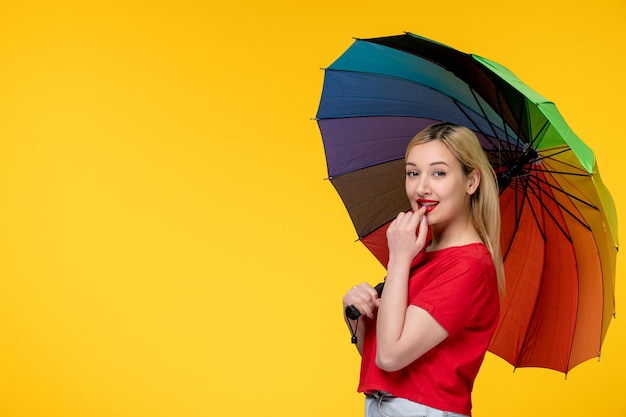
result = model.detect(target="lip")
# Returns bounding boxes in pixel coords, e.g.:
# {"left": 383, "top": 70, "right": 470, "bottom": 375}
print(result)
{"left": 417, "top": 199, "right": 438, "bottom": 213}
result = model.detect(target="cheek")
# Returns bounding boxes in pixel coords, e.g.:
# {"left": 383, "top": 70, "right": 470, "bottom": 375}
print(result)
{"left": 405, "top": 182, "right": 419, "bottom": 207}
{"left": 405, "top": 180, "right": 413, "bottom": 195}
{"left": 441, "top": 185, "right": 466, "bottom": 206}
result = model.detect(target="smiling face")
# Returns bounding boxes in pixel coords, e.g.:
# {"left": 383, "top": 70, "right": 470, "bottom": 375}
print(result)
{"left": 405, "top": 140, "right": 479, "bottom": 230}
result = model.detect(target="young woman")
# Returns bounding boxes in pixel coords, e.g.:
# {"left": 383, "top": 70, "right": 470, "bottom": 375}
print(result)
{"left": 342, "top": 123, "right": 504, "bottom": 417}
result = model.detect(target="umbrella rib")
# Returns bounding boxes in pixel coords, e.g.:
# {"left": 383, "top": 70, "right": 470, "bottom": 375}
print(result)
{"left": 533, "top": 148, "right": 591, "bottom": 176}
{"left": 536, "top": 146, "right": 572, "bottom": 160}
{"left": 493, "top": 87, "right": 508, "bottom": 139}
{"left": 521, "top": 175, "right": 548, "bottom": 242}
{"left": 526, "top": 177, "right": 575, "bottom": 241}
{"left": 528, "top": 119, "right": 551, "bottom": 150}
{"left": 467, "top": 88, "right": 501, "bottom": 141}
{"left": 493, "top": 87, "right": 524, "bottom": 157}
{"left": 455, "top": 89, "right": 520, "bottom": 170}
{"left": 452, "top": 98, "right": 491, "bottom": 137}
{"left": 530, "top": 172, "right": 598, "bottom": 210}
{"left": 452, "top": 99, "right": 511, "bottom": 162}
{"left": 528, "top": 167, "right": 590, "bottom": 178}
{"left": 501, "top": 176, "right": 533, "bottom": 261}
{"left": 527, "top": 175, "right": 592, "bottom": 234}
{"left": 511, "top": 91, "right": 530, "bottom": 146}
{"left": 482, "top": 84, "right": 529, "bottom": 159}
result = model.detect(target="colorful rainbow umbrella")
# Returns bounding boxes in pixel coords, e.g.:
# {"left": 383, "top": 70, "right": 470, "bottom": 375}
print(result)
{"left": 316, "top": 32, "right": 618, "bottom": 374}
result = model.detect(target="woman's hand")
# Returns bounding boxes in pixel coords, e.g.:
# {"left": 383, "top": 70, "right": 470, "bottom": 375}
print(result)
{"left": 386, "top": 206, "right": 429, "bottom": 267}
{"left": 342, "top": 282, "right": 380, "bottom": 320}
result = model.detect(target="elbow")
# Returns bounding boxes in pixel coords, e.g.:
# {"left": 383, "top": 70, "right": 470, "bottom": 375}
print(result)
{"left": 375, "top": 351, "right": 403, "bottom": 373}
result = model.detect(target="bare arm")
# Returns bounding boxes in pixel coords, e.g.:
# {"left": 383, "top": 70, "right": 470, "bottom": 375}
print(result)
{"left": 375, "top": 209, "right": 448, "bottom": 372}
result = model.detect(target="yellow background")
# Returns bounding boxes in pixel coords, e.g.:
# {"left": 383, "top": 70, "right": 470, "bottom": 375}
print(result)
{"left": 1, "top": 1, "right": 625, "bottom": 416}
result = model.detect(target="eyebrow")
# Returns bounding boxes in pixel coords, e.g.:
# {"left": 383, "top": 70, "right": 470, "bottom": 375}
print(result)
{"left": 406, "top": 161, "right": 450, "bottom": 167}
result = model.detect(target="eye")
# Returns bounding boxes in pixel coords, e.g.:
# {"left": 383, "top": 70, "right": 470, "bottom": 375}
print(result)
{"left": 433, "top": 170, "right": 446, "bottom": 177}
{"left": 407, "top": 170, "right": 419, "bottom": 177}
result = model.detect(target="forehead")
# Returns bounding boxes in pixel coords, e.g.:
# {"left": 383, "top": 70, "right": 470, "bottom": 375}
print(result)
{"left": 406, "top": 140, "right": 458, "bottom": 165}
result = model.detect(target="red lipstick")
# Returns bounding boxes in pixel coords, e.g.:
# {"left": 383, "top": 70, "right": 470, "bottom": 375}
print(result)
{"left": 417, "top": 199, "right": 438, "bottom": 213}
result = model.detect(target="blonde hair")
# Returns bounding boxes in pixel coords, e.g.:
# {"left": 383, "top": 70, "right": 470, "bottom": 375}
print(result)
{"left": 406, "top": 123, "right": 505, "bottom": 294}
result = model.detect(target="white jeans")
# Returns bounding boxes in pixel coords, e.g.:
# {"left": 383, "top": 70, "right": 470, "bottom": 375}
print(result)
{"left": 365, "top": 391, "right": 468, "bottom": 417}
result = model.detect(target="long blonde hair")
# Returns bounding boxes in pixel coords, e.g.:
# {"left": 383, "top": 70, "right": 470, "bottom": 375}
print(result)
{"left": 406, "top": 123, "right": 505, "bottom": 294}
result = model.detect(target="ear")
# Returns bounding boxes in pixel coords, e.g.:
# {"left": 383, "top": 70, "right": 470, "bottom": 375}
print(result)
{"left": 467, "top": 168, "right": 480, "bottom": 195}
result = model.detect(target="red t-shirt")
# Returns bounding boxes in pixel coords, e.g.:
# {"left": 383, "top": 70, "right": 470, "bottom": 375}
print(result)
{"left": 357, "top": 243, "right": 500, "bottom": 416}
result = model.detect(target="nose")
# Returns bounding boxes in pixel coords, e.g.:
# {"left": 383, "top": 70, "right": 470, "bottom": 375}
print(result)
{"left": 415, "top": 175, "right": 430, "bottom": 196}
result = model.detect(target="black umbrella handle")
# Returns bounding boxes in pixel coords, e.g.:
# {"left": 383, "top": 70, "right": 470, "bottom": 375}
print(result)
{"left": 345, "top": 282, "right": 385, "bottom": 320}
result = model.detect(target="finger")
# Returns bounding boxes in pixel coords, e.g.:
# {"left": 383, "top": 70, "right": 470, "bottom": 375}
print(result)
{"left": 407, "top": 209, "right": 421, "bottom": 230}
{"left": 349, "top": 297, "right": 373, "bottom": 319}
{"left": 416, "top": 205, "right": 427, "bottom": 219}
{"left": 391, "top": 210, "right": 414, "bottom": 232}
{"left": 344, "top": 284, "right": 373, "bottom": 305}
{"left": 388, "top": 211, "right": 405, "bottom": 230}
{"left": 355, "top": 283, "right": 379, "bottom": 318}
{"left": 358, "top": 282, "right": 379, "bottom": 302}
{"left": 359, "top": 303, "right": 375, "bottom": 319}
{"left": 416, "top": 212, "right": 429, "bottom": 248}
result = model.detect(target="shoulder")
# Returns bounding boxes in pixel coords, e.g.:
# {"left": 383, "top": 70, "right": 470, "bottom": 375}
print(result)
{"left": 409, "top": 244, "right": 499, "bottom": 334}
{"left": 432, "top": 243, "right": 494, "bottom": 274}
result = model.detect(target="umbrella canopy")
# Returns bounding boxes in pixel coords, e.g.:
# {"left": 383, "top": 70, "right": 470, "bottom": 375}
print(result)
{"left": 316, "top": 32, "right": 618, "bottom": 374}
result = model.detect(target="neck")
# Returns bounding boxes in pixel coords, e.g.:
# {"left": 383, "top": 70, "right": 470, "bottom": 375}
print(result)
{"left": 428, "top": 219, "right": 481, "bottom": 251}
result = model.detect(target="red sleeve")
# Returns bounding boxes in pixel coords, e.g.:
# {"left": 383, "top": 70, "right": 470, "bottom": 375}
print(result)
{"left": 409, "top": 257, "right": 491, "bottom": 335}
